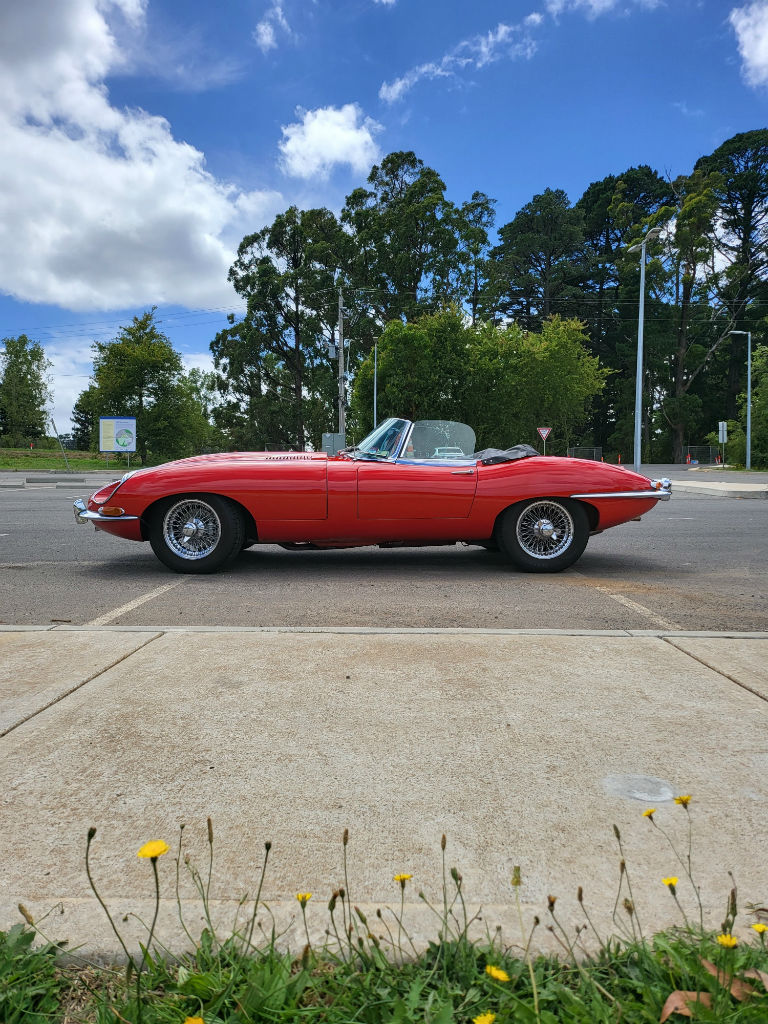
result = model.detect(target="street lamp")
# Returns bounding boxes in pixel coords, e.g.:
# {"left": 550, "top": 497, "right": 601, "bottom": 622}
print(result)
{"left": 728, "top": 330, "right": 752, "bottom": 469}
{"left": 373, "top": 340, "right": 378, "bottom": 428}
{"left": 627, "top": 225, "right": 664, "bottom": 474}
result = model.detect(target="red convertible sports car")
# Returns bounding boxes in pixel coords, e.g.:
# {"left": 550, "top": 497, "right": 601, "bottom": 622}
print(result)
{"left": 74, "top": 418, "right": 671, "bottom": 574}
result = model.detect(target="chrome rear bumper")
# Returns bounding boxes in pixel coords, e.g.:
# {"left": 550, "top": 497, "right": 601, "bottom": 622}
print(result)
{"left": 571, "top": 479, "right": 672, "bottom": 501}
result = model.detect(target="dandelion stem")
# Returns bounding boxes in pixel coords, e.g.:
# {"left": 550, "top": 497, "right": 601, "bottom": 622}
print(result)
{"left": 514, "top": 882, "right": 540, "bottom": 1024}
{"left": 84, "top": 830, "right": 135, "bottom": 974}
{"left": 174, "top": 827, "right": 197, "bottom": 948}
{"left": 244, "top": 842, "right": 271, "bottom": 952}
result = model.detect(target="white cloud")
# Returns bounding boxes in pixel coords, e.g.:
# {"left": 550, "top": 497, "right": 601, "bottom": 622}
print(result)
{"left": 379, "top": 1, "right": 663, "bottom": 103}
{"left": 379, "top": 19, "right": 538, "bottom": 103}
{"left": 0, "top": 0, "right": 285, "bottom": 312}
{"left": 279, "top": 104, "right": 383, "bottom": 179}
{"left": 673, "top": 100, "right": 704, "bottom": 118}
{"left": 254, "top": 2, "right": 292, "bottom": 53}
{"left": 545, "top": 0, "right": 660, "bottom": 14}
{"left": 374, "top": 0, "right": 398, "bottom": 5}
{"left": 730, "top": 1, "right": 768, "bottom": 87}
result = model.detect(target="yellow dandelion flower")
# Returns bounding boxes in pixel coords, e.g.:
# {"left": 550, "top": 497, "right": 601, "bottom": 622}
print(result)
{"left": 662, "top": 877, "right": 678, "bottom": 888}
{"left": 485, "top": 965, "right": 510, "bottom": 982}
{"left": 296, "top": 892, "right": 312, "bottom": 907}
{"left": 473, "top": 1014, "right": 496, "bottom": 1024}
{"left": 183, "top": 1018, "right": 204, "bottom": 1024}
{"left": 643, "top": 808, "right": 655, "bottom": 819}
{"left": 717, "top": 933, "right": 738, "bottom": 948}
{"left": 137, "top": 840, "right": 169, "bottom": 859}
{"left": 752, "top": 923, "right": 767, "bottom": 934}
{"left": 393, "top": 873, "right": 412, "bottom": 883}
{"left": 674, "top": 794, "right": 692, "bottom": 807}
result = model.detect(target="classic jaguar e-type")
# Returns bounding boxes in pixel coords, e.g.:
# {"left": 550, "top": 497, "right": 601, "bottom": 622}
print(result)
{"left": 74, "top": 418, "right": 671, "bottom": 574}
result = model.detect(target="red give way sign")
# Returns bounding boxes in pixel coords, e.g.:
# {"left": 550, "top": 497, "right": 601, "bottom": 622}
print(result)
{"left": 537, "top": 427, "right": 552, "bottom": 440}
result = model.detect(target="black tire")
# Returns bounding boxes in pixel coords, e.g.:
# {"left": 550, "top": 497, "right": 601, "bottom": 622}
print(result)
{"left": 497, "top": 498, "right": 589, "bottom": 573}
{"left": 149, "top": 495, "right": 245, "bottom": 574}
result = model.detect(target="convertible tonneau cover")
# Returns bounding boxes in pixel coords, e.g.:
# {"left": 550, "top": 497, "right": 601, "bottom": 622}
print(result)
{"left": 472, "top": 444, "right": 539, "bottom": 465}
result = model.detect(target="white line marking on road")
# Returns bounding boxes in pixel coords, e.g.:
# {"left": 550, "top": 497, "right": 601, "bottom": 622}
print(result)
{"left": 573, "top": 572, "right": 682, "bottom": 630}
{"left": 85, "top": 579, "right": 186, "bottom": 626}
{"left": 593, "top": 589, "right": 682, "bottom": 630}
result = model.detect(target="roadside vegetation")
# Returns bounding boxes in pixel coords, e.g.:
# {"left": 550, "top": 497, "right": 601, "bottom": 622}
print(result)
{"left": 4, "top": 800, "right": 767, "bottom": 1023}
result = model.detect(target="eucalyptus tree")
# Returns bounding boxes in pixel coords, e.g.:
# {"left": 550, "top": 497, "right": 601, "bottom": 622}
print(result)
{"left": 219, "top": 206, "right": 348, "bottom": 450}
{"left": 454, "top": 191, "right": 497, "bottom": 325}
{"left": 341, "top": 151, "right": 464, "bottom": 322}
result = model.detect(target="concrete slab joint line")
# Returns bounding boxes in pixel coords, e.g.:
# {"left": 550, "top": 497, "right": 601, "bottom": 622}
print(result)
{"left": 0, "top": 632, "right": 162, "bottom": 738}
{"left": 662, "top": 636, "right": 768, "bottom": 705}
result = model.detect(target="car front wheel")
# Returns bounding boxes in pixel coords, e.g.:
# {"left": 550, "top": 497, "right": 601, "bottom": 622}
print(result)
{"left": 497, "top": 498, "right": 589, "bottom": 573}
{"left": 149, "top": 495, "right": 244, "bottom": 573}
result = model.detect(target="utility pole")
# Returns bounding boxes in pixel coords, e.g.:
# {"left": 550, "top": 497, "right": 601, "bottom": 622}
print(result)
{"left": 337, "top": 288, "right": 345, "bottom": 436}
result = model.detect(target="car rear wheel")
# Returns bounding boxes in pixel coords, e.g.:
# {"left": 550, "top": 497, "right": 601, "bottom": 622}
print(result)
{"left": 497, "top": 498, "right": 589, "bottom": 573}
{"left": 149, "top": 495, "right": 244, "bottom": 573}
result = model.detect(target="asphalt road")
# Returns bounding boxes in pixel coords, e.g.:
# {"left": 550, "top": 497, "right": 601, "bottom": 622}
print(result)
{"left": 1, "top": 485, "right": 765, "bottom": 630}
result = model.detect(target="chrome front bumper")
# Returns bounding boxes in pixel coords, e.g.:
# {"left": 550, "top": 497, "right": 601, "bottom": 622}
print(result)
{"left": 73, "top": 498, "right": 139, "bottom": 524}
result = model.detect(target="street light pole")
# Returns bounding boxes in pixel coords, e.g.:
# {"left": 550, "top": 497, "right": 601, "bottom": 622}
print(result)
{"left": 627, "top": 225, "right": 663, "bottom": 475}
{"left": 728, "top": 330, "right": 752, "bottom": 469}
{"left": 373, "top": 340, "right": 378, "bottom": 428}
{"left": 337, "top": 288, "right": 345, "bottom": 436}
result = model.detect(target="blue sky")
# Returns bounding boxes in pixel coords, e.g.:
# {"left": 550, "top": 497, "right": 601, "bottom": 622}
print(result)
{"left": 1, "top": 0, "right": 766, "bottom": 430}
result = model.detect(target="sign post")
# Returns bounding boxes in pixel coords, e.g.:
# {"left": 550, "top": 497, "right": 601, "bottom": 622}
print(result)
{"left": 718, "top": 420, "right": 727, "bottom": 466}
{"left": 537, "top": 426, "right": 552, "bottom": 455}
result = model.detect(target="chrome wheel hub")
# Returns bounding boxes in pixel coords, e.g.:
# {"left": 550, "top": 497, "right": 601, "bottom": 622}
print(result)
{"left": 517, "top": 501, "right": 574, "bottom": 559}
{"left": 182, "top": 518, "right": 205, "bottom": 539}
{"left": 164, "top": 500, "right": 221, "bottom": 560}
{"left": 533, "top": 518, "right": 556, "bottom": 540}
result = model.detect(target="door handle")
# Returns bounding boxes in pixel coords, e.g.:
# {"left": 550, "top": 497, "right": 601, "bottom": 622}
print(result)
{"left": 451, "top": 469, "right": 475, "bottom": 475}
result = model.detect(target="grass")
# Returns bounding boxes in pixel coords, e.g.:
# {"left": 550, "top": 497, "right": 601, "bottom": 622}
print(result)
{"left": 0, "top": 448, "right": 138, "bottom": 471}
{"left": 4, "top": 807, "right": 768, "bottom": 1023}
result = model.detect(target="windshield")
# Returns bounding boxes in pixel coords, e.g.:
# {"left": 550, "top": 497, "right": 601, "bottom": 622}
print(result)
{"left": 354, "top": 418, "right": 409, "bottom": 459}
{"left": 403, "top": 420, "right": 477, "bottom": 460}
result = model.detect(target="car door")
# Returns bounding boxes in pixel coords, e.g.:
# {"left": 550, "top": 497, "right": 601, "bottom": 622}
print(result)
{"left": 356, "top": 458, "right": 478, "bottom": 519}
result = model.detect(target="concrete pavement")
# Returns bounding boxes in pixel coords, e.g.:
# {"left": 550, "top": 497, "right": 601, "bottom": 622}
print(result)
{"left": 2, "top": 626, "right": 767, "bottom": 957}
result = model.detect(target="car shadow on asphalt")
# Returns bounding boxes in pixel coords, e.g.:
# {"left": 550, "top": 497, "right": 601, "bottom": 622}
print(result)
{"left": 70, "top": 543, "right": 672, "bottom": 581}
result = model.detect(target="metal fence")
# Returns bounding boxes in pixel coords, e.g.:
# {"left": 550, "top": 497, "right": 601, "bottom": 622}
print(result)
{"left": 567, "top": 447, "right": 603, "bottom": 461}
{"left": 685, "top": 445, "right": 719, "bottom": 465}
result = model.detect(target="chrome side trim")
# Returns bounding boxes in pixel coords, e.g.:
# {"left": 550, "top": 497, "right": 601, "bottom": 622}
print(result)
{"left": 570, "top": 490, "right": 671, "bottom": 501}
{"left": 74, "top": 498, "right": 138, "bottom": 524}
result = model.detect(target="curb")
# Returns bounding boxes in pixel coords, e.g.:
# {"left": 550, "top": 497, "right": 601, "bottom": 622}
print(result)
{"left": 2, "top": 625, "right": 767, "bottom": 638}
{"left": 671, "top": 483, "right": 767, "bottom": 499}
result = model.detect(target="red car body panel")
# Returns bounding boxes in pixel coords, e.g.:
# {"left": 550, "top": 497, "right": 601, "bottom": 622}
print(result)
{"left": 85, "top": 451, "right": 663, "bottom": 547}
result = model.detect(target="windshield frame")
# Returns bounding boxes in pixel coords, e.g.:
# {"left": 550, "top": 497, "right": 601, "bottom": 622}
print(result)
{"left": 351, "top": 417, "right": 410, "bottom": 461}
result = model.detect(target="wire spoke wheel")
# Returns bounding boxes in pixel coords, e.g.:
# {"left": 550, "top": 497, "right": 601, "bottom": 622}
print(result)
{"left": 497, "top": 497, "right": 589, "bottom": 573}
{"left": 516, "top": 500, "right": 574, "bottom": 559}
{"left": 163, "top": 499, "right": 222, "bottom": 560}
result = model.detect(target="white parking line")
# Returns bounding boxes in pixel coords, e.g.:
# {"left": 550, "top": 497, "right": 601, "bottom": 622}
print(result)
{"left": 574, "top": 573, "right": 682, "bottom": 631}
{"left": 595, "top": 589, "right": 682, "bottom": 630}
{"left": 85, "top": 579, "right": 186, "bottom": 626}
